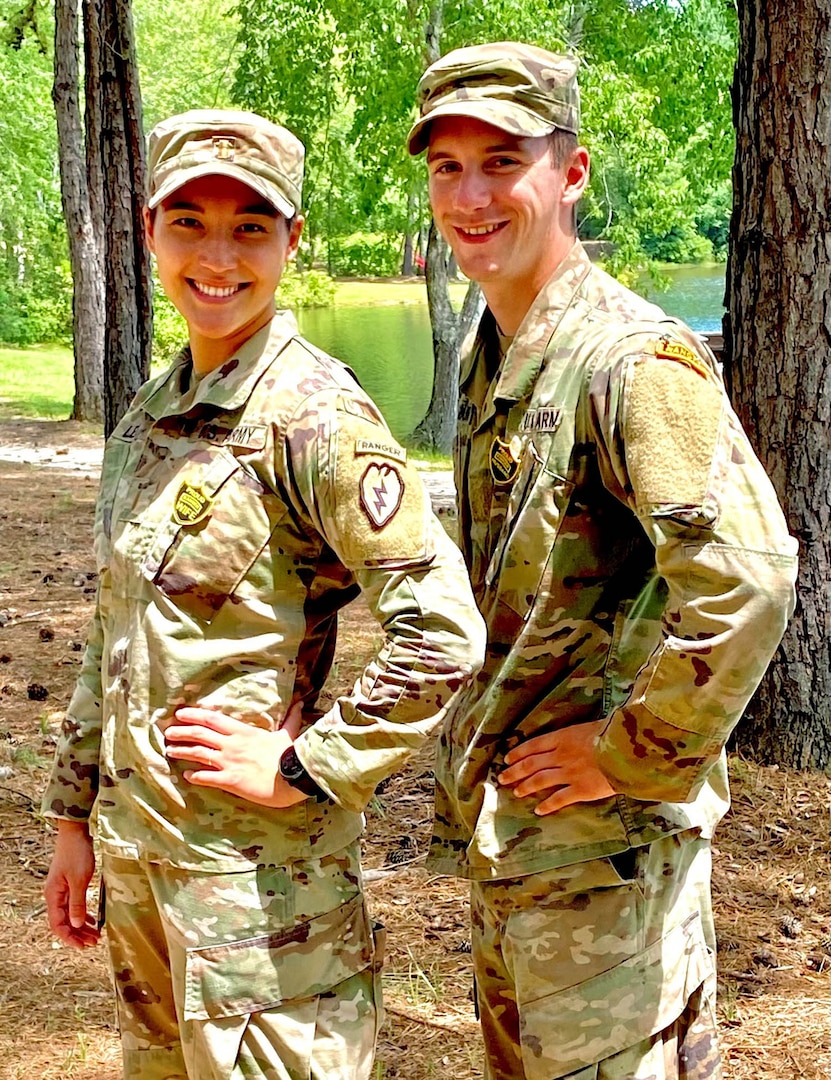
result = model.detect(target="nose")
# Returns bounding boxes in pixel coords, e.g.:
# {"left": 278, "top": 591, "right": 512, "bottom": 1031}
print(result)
{"left": 198, "top": 229, "right": 237, "bottom": 273}
{"left": 453, "top": 168, "right": 491, "bottom": 213}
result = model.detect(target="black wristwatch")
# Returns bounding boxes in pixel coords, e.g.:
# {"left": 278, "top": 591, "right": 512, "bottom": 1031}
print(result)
{"left": 279, "top": 745, "right": 327, "bottom": 800}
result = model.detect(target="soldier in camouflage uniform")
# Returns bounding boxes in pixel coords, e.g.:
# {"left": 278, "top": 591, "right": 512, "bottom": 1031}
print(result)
{"left": 408, "top": 43, "right": 798, "bottom": 1080}
{"left": 42, "top": 110, "right": 486, "bottom": 1080}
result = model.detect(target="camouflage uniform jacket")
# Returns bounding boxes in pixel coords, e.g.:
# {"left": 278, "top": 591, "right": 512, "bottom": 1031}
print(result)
{"left": 430, "top": 242, "right": 798, "bottom": 880}
{"left": 42, "top": 312, "right": 485, "bottom": 871}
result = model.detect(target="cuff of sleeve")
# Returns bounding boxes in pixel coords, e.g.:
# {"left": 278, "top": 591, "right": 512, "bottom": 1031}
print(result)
{"left": 596, "top": 704, "right": 724, "bottom": 803}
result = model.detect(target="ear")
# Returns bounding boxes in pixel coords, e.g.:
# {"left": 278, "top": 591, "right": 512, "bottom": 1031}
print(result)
{"left": 285, "top": 215, "right": 305, "bottom": 261}
{"left": 142, "top": 205, "right": 156, "bottom": 255}
{"left": 561, "top": 145, "right": 591, "bottom": 208}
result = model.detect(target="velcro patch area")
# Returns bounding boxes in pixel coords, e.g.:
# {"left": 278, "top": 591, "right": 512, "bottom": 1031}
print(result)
{"left": 624, "top": 357, "right": 724, "bottom": 508}
{"left": 332, "top": 415, "right": 429, "bottom": 566}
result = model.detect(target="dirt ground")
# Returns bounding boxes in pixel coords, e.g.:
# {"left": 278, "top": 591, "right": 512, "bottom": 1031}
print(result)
{"left": 0, "top": 420, "right": 828, "bottom": 1080}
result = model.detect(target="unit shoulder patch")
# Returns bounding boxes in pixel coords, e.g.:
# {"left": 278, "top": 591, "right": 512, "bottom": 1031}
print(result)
{"left": 331, "top": 413, "right": 429, "bottom": 566}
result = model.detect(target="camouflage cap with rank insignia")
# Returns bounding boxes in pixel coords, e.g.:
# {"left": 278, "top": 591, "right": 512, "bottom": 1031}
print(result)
{"left": 147, "top": 109, "right": 304, "bottom": 219}
{"left": 407, "top": 42, "right": 580, "bottom": 155}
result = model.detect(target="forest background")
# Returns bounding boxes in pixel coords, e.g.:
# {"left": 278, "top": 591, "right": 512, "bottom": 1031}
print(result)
{"left": 0, "top": 0, "right": 735, "bottom": 353}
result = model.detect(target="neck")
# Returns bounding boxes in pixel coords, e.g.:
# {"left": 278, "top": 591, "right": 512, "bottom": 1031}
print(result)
{"left": 481, "top": 236, "right": 577, "bottom": 336}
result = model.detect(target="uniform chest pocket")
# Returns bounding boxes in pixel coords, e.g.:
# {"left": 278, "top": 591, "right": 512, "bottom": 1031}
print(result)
{"left": 485, "top": 439, "right": 574, "bottom": 618}
{"left": 134, "top": 453, "right": 287, "bottom": 623}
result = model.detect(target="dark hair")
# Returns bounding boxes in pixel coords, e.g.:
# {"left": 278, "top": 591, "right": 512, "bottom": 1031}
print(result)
{"left": 548, "top": 129, "right": 578, "bottom": 168}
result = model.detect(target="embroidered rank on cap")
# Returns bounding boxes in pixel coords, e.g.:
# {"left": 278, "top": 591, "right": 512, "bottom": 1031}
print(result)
{"left": 655, "top": 337, "right": 714, "bottom": 382}
{"left": 355, "top": 438, "right": 407, "bottom": 465}
{"left": 490, "top": 436, "right": 521, "bottom": 485}
{"left": 212, "top": 136, "right": 236, "bottom": 161}
{"left": 172, "top": 482, "right": 214, "bottom": 526}
{"left": 360, "top": 463, "right": 404, "bottom": 529}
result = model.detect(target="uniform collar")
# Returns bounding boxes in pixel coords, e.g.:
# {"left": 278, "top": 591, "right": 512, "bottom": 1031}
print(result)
{"left": 471, "top": 240, "right": 592, "bottom": 404}
{"left": 141, "top": 310, "right": 300, "bottom": 420}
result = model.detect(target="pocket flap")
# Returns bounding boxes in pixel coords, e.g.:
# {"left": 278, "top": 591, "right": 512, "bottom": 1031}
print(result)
{"left": 184, "top": 893, "right": 374, "bottom": 1021}
{"left": 522, "top": 911, "right": 714, "bottom": 1078}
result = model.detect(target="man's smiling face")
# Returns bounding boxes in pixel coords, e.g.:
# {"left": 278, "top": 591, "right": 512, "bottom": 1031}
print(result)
{"left": 427, "top": 116, "right": 578, "bottom": 330}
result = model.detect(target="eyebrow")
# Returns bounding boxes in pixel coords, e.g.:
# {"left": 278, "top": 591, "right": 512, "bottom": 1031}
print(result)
{"left": 163, "top": 199, "right": 280, "bottom": 217}
{"left": 427, "top": 142, "right": 523, "bottom": 163}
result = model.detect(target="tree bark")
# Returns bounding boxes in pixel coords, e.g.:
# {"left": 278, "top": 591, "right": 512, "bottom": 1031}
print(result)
{"left": 53, "top": 0, "right": 104, "bottom": 424}
{"left": 411, "top": 222, "right": 483, "bottom": 452}
{"left": 99, "top": 0, "right": 152, "bottom": 437}
{"left": 412, "top": 0, "right": 485, "bottom": 452}
{"left": 725, "top": 0, "right": 831, "bottom": 767}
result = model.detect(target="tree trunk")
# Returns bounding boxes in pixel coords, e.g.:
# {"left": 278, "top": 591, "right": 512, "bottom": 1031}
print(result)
{"left": 99, "top": 0, "right": 152, "bottom": 437}
{"left": 412, "top": 0, "right": 486, "bottom": 452}
{"left": 53, "top": 0, "right": 104, "bottom": 423}
{"left": 411, "top": 222, "right": 483, "bottom": 452}
{"left": 725, "top": 0, "right": 831, "bottom": 767}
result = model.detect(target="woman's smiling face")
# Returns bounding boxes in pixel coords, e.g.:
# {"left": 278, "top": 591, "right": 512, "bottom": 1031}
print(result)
{"left": 145, "top": 173, "right": 303, "bottom": 372}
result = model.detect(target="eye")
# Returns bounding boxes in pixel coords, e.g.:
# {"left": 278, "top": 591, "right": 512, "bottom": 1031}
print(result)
{"left": 488, "top": 156, "right": 521, "bottom": 170}
{"left": 237, "top": 221, "right": 269, "bottom": 234}
{"left": 430, "top": 160, "right": 461, "bottom": 176}
{"left": 170, "top": 215, "right": 202, "bottom": 229}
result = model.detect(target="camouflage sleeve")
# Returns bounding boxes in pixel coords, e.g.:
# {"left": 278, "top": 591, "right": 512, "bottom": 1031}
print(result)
{"left": 591, "top": 337, "right": 798, "bottom": 802}
{"left": 283, "top": 391, "right": 486, "bottom": 813}
{"left": 40, "top": 591, "right": 105, "bottom": 820}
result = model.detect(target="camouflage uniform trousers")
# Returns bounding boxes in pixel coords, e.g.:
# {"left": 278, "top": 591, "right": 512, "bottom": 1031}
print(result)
{"left": 101, "top": 841, "right": 384, "bottom": 1080}
{"left": 470, "top": 830, "right": 722, "bottom": 1080}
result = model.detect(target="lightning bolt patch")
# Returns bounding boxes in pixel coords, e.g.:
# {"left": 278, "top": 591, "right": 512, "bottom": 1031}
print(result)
{"left": 360, "top": 463, "right": 404, "bottom": 529}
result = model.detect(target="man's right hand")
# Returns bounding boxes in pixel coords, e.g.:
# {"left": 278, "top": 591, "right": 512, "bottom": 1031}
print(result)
{"left": 44, "top": 820, "right": 101, "bottom": 949}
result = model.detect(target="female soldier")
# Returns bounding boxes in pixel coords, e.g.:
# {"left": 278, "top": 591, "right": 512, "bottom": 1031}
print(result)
{"left": 42, "top": 110, "right": 484, "bottom": 1080}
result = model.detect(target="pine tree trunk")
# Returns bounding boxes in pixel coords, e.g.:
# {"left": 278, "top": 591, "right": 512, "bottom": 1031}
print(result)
{"left": 53, "top": 0, "right": 104, "bottom": 424}
{"left": 725, "top": 0, "right": 831, "bottom": 768}
{"left": 99, "top": 0, "right": 152, "bottom": 438}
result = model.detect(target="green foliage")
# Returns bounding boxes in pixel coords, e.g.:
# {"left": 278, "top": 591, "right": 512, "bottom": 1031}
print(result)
{"left": 275, "top": 266, "right": 337, "bottom": 308}
{"left": 327, "top": 234, "right": 401, "bottom": 278}
{"left": 695, "top": 180, "right": 732, "bottom": 259}
{"left": 133, "top": 0, "right": 240, "bottom": 127}
{"left": 0, "top": 4, "right": 74, "bottom": 345}
{"left": 151, "top": 286, "right": 189, "bottom": 365}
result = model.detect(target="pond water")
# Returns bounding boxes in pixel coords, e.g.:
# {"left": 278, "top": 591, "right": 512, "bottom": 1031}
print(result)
{"left": 297, "top": 263, "right": 726, "bottom": 441}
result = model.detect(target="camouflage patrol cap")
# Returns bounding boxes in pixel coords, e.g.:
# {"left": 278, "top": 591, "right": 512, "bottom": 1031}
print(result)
{"left": 147, "top": 109, "right": 304, "bottom": 218}
{"left": 407, "top": 42, "right": 580, "bottom": 155}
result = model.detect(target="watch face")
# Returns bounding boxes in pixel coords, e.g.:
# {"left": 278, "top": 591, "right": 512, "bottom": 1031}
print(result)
{"left": 280, "top": 745, "right": 304, "bottom": 781}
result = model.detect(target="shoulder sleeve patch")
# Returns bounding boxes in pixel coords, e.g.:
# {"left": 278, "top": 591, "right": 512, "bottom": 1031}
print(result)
{"left": 624, "top": 356, "right": 725, "bottom": 509}
{"left": 331, "top": 414, "right": 430, "bottom": 567}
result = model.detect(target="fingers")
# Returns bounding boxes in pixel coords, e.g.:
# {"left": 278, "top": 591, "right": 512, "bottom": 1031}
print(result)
{"left": 503, "top": 731, "right": 559, "bottom": 766}
{"left": 44, "top": 875, "right": 100, "bottom": 948}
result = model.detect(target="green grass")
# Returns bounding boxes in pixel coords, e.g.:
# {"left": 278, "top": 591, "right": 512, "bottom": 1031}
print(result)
{"left": 333, "top": 278, "right": 469, "bottom": 309}
{"left": 0, "top": 344, "right": 75, "bottom": 420}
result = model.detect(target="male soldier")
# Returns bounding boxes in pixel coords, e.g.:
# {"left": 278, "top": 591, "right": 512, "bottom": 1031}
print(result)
{"left": 42, "top": 110, "right": 485, "bottom": 1080}
{"left": 407, "top": 42, "right": 798, "bottom": 1080}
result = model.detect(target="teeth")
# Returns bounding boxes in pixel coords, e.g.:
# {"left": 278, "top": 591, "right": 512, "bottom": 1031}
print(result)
{"left": 193, "top": 282, "right": 241, "bottom": 297}
{"left": 462, "top": 223, "right": 502, "bottom": 236}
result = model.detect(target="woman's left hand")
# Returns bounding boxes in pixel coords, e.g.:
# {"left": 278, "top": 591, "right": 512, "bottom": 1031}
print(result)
{"left": 164, "top": 701, "right": 308, "bottom": 807}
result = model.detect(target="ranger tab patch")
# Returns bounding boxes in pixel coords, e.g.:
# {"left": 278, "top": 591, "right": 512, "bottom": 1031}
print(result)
{"left": 172, "top": 482, "right": 214, "bottom": 526}
{"left": 360, "top": 463, "right": 404, "bottom": 529}
{"left": 655, "top": 337, "right": 713, "bottom": 381}
{"left": 490, "top": 437, "right": 521, "bottom": 485}
{"left": 355, "top": 438, "right": 407, "bottom": 465}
